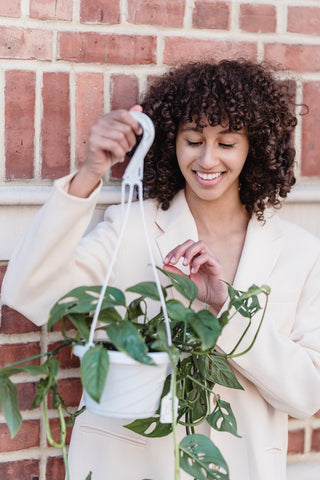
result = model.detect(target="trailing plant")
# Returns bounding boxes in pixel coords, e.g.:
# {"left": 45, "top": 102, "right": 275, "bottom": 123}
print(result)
{"left": 0, "top": 268, "right": 270, "bottom": 480}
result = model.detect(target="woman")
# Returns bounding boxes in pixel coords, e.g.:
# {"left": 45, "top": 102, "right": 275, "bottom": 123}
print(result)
{"left": 3, "top": 60, "right": 320, "bottom": 480}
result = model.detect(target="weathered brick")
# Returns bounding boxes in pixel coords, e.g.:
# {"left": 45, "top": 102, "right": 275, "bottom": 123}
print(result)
{"left": 75, "top": 73, "right": 104, "bottom": 166}
{"left": 0, "top": 27, "right": 52, "bottom": 60}
{"left": 46, "top": 456, "right": 65, "bottom": 480}
{"left": 301, "top": 82, "right": 320, "bottom": 176}
{"left": 0, "top": 264, "right": 7, "bottom": 288}
{"left": 47, "top": 417, "right": 73, "bottom": 446}
{"left": 0, "top": 343, "right": 40, "bottom": 368}
{"left": 0, "top": 459, "right": 39, "bottom": 479}
{"left": 17, "top": 382, "right": 37, "bottom": 411}
{"left": 58, "top": 32, "right": 156, "bottom": 65}
{"left": 128, "top": 0, "right": 185, "bottom": 27}
{"left": 30, "top": 0, "right": 73, "bottom": 20}
{"left": 48, "top": 378, "right": 82, "bottom": 408}
{"left": 0, "top": 0, "right": 20, "bottom": 17}
{"left": 287, "top": 429, "right": 305, "bottom": 455}
{"left": 106, "top": 35, "right": 156, "bottom": 65}
{"left": 264, "top": 44, "right": 320, "bottom": 73}
{"left": 58, "top": 31, "right": 107, "bottom": 63}
{"left": 110, "top": 74, "right": 139, "bottom": 110}
{"left": 164, "top": 38, "right": 257, "bottom": 65}
{"left": 0, "top": 420, "right": 40, "bottom": 452}
{"left": 80, "top": 0, "right": 120, "bottom": 24}
{"left": 311, "top": 427, "right": 320, "bottom": 452}
{"left": 240, "top": 4, "right": 276, "bottom": 33}
{"left": 1, "top": 306, "right": 41, "bottom": 334}
{"left": 5, "top": 70, "right": 35, "bottom": 179}
{"left": 193, "top": 1, "right": 230, "bottom": 30}
{"left": 48, "top": 341, "right": 80, "bottom": 369}
{"left": 287, "top": 7, "right": 320, "bottom": 36}
{"left": 41, "top": 72, "right": 70, "bottom": 179}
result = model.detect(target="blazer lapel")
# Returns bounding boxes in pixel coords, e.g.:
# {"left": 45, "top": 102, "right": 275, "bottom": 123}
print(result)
{"left": 233, "top": 211, "right": 284, "bottom": 291}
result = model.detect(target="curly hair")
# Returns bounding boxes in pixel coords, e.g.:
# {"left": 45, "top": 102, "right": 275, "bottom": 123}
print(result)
{"left": 141, "top": 60, "right": 298, "bottom": 221}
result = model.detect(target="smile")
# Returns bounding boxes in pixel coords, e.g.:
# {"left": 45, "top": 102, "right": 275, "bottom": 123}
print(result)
{"left": 196, "top": 172, "right": 222, "bottom": 180}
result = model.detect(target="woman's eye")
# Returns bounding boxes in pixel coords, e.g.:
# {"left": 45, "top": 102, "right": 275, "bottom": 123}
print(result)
{"left": 219, "top": 143, "right": 234, "bottom": 148}
{"left": 187, "top": 140, "right": 202, "bottom": 147}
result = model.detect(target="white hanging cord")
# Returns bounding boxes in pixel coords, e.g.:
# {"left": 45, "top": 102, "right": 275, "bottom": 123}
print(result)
{"left": 87, "top": 112, "right": 172, "bottom": 349}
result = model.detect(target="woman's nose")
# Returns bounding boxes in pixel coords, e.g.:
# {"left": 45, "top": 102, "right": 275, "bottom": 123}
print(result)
{"left": 199, "top": 143, "right": 220, "bottom": 169}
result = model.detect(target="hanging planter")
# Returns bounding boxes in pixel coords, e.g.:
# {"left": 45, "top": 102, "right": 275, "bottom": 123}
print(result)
{"left": 74, "top": 346, "right": 170, "bottom": 419}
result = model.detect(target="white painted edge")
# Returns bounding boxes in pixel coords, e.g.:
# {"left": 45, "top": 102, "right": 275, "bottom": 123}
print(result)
{"left": 0, "top": 184, "right": 319, "bottom": 206}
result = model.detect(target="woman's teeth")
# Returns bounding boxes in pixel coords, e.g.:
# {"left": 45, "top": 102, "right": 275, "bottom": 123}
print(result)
{"left": 196, "top": 172, "right": 222, "bottom": 180}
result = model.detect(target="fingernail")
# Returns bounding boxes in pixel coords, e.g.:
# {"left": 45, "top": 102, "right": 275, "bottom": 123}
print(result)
{"left": 183, "top": 258, "right": 188, "bottom": 266}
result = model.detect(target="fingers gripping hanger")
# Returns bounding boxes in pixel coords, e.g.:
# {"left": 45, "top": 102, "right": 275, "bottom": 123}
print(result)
{"left": 87, "top": 112, "right": 172, "bottom": 349}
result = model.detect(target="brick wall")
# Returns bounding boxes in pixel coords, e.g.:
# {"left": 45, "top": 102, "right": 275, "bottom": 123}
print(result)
{"left": 0, "top": 1, "right": 319, "bottom": 479}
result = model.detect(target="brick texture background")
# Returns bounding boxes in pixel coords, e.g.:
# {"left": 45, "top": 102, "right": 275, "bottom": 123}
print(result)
{"left": 0, "top": 1, "right": 319, "bottom": 479}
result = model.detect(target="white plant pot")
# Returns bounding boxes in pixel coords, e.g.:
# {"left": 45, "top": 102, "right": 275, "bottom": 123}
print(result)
{"left": 74, "top": 346, "right": 170, "bottom": 419}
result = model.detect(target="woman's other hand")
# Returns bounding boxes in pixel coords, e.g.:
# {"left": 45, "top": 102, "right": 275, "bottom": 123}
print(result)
{"left": 163, "top": 240, "right": 228, "bottom": 314}
{"left": 69, "top": 105, "right": 143, "bottom": 198}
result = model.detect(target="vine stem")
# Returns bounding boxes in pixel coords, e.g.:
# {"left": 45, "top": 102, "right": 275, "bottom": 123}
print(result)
{"left": 43, "top": 399, "right": 69, "bottom": 479}
{"left": 171, "top": 365, "right": 179, "bottom": 480}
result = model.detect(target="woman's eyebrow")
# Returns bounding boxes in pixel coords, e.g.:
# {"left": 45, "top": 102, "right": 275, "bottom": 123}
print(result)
{"left": 180, "top": 125, "right": 203, "bottom": 132}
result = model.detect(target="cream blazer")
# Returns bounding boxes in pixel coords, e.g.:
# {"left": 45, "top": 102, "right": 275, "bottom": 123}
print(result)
{"left": 3, "top": 174, "right": 320, "bottom": 480}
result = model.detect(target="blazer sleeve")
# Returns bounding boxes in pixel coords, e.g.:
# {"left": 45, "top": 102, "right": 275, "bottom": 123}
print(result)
{"left": 1, "top": 174, "right": 122, "bottom": 327}
{"left": 218, "top": 252, "right": 320, "bottom": 419}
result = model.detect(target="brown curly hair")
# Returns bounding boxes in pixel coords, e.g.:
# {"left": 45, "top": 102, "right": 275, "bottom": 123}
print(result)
{"left": 141, "top": 60, "right": 297, "bottom": 221}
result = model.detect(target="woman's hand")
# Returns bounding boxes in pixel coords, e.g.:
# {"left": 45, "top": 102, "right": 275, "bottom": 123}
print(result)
{"left": 163, "top": 240, "right": 228, "bottom": 313}
{"left": 69, "top": 105, "right": 143, "bottom": 198}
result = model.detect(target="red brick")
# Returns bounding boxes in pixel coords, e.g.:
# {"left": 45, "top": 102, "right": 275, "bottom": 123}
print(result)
{"left": 164, "top": 38, "right": 257, "bottom": 65}
{"left": 287, "top": 429, "right": 305, "bottom": 455}
{"left": 48, "top": 378, "right": 82, "bottom": 408}
{"left": 46, "top": 456, "right": 65, "bottom": 480}
{"left": 1, "top": 306, "right": 41, "bottom": 334}
{"left": 30, "top": 0, "right": 73, "bottom": 20}
{"left": 110, "top": 74, "right": 139, "bottom": 110}
{"left": 75, "top": 73, "right": 104, "bottom": 167}
{"left": 58, "top": 32, "right": 156, "bottom": 65}
{"left": 0, "top": 27, "right": 52, "bottom": 60}
{"left": 48, "top": 341, "right": 80, "bottom": 369}
{"left": 50, "top": 317, "right": 74, "bottom": 332}
{"left": 315, "top": 409, "right": 320, "bottom": 418}
{"left": 58, "top": 31, "right": 107, "bottom": 63}
{"left": 311, "top": 427, "right": 320, "bottom": 452}
{"left": 0, "top": 0, "right": 20, "bottom": 17}
{"left": 47, "top": 417, "right": 73, "bottom": 446}
{"left": 0, "top": 420, "right": 40, "bottom": 452}
{"left": 301, "top": 82, "right": 320, "bottom": 176}
{"left": 264, "top": 44, "right": 320, "bottom": 73}
{"left": 128, "top": 0, "right": 185, "bottom": 27}
{"left": 0, "top": 264, "right": 7, "bottom": 288}
{"left": 193, "top": 1, "right": 230, "bottom": 30}
{"left": 0, "top": 343, "right": 40, "bottom": 368}
{"left": 17, "top": 382, "right": 37, "bottom": 411}
{"left": 240, "top": 4, "right": 276, "bottom": 33}
{"left": 41, "top": 72, "right": 70, "bottom": 179}
{"left": 0, "top": 459, "right": 39, "bottom": 479}
{"left": 288, "top": 7, "right": 320, "bottom": 36}
{"left": 5, "top": 70, "right": 35, "bottom": 179}
{"left": 80, "top": 0, "right": 120, "bottom": 24}
{"left": 106, "top": 35, "right": 156, "bottom": 65}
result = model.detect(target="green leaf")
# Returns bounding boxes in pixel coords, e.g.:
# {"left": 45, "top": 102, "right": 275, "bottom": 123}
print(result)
{"left": 85, "top": 472, "right": 92, "bottom": 480}
{"left": 195, "top": 356, "right": 243, "bottom": 390}
{"left": 166, "top": 299, "right": 190, "bottom": 322}
{"left": 48, "top": 286, "right": 125, "bottom": 330}
{"left": 98, "top": 308, "right": 123, "bottom": 324}
{"left": 188, "top": 310, "right": 221, "bottom": 350}
{"left": 107, "top": 321, "right": 154, "bottom": 365}
{"left": 180, "top": 433, "right": 229, "bottom": 480}
{"left": 81, "top": 344, "right": 109, "bottom": 403}
{"left": 207, "top": 400, "right": 240, "bottom": 437}
{"left": 158, "top": 267, "right": 198, "bottom": 303}
{"left": 126, "top": 281, "right": 167, "bottom": 301}
{"left": 125, "top": 416, "right": 172, "bottom": 438}
{"left": 125, "top": 297, "right": 145, "bottom": 321}
{"left": 0, "top": 377, "right": 23, "bottom": 438}
{"left": 68, "top": 314, "right": 91, "bottom": 342}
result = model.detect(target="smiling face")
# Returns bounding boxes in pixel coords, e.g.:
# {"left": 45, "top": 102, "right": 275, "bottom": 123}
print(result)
{"left": 175, "top": 120, "right": 249, "bottom": 207}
